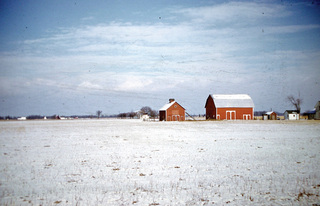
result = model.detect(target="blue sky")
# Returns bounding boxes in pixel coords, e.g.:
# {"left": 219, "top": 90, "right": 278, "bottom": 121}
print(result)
{"left": 0, "top": 0, "right": 320, "bottom": 116}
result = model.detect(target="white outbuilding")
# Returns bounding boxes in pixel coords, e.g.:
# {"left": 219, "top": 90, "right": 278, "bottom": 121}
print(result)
{"left": 284, "top": 110, "right": 300, "bottom": 120}
{"left": 141, "top": 113, "right": 150, "bottom": 121}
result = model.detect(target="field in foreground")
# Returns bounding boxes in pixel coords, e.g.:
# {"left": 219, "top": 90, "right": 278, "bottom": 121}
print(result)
{"left": 0, "top": 119, "right": 320, "bottom": 205}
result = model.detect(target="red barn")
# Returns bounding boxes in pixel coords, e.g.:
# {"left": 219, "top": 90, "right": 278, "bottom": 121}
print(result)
{"left": 159, "top": 99, "right": 185, "bottom": 121}
{"left": 205, "top": 94, "right": 254, "bottom": 120}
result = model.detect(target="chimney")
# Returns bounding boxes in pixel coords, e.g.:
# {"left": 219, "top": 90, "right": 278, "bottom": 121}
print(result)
{"left": 169, "top": 98, "right": 175, "bottom": 103}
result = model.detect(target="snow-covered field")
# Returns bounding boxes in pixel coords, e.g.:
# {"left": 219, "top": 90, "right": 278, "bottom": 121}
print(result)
{"left": 0, "top": 119, "right": 320, "bottom": 205}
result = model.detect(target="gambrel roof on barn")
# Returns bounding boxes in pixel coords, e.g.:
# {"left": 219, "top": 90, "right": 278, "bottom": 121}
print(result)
{"left": 206, "top": 94, "right": 254, "bottom": 108}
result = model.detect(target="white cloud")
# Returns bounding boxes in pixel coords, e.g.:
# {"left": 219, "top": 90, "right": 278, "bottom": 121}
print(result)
{"left": 174, "top": 2, "right": 290, "bottom": 24}
{"left": 78, "top": 81, "right": 103, "bottom": 90}
{"left": 0, "top": 77, "right": 29, "bottom": 96}
{"left": 81, "top": 16, "right": 95, "bottom": 21}
{"left": 115, "top": 76, "right": 153, "bottom": 92}
{"left": 263, "top": 24, "right": 320, "bottom": 34}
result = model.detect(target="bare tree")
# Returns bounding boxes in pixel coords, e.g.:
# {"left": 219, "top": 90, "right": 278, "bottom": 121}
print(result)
{"left": 140, "top": 106, "right": 152, "bottom": 115}
{"left": 96, "top": 110, "right": 102, "bottom": 119}
{"left": 149, "top": 109, "right": 158, "bottom": 118}
{"left": 118, "top": 113, "right": 127, "bottom": 118}
{"left": 140, "top": 106, "right": 158, "bottom": 119}
{"left": 128, "top": 111, "right": 137, "bottom": 119}
{"left": 287, "top": 95, "right": 302, "bottom": 114}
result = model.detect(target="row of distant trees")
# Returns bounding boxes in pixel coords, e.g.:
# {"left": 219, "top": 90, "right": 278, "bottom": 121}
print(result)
{"left": 0, "top": 115, "right": 75, "bottom": 120}
{"left": 117, "top": 106, "right": 158, "bottom": 119}
{"left": 0, "top": 106, "right": 159, "bottom": 120}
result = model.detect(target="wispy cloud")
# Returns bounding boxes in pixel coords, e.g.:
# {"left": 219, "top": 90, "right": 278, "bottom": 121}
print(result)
{"left": 78, "top": 81, "right": 102, "bottom": 90}
{"left": 173, "top": 2, "right": 291, "bottom": 24}
{"left": 115, "top": 75, "right": 153, "bottom": 91}
{"left": 81, "top": 16, "right": 95, "bottom": 21}
{"left": 262, "top": 24, "right": 320, "bottom": 34}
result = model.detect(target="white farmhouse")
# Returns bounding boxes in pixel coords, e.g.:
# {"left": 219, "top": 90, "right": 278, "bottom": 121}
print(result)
{"left": 140, "top": 113, "right": 150, "bottom": 121}
{"left": 284, "top": 110, "right": 300, "bottom": 120}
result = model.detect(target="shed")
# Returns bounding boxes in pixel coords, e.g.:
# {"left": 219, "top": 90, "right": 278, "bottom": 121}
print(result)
{"left": 302, "top": 110, "right": 316, "bottom": 120}
{"left": 205, "top": 94, "right": 254, "bottom": 120}
{"left": 263, "top": 111, "right": 277, "bottom": 120}
{"left": 140, "top": 113, "right": 150, "bottom": 121}
{"left": 159, "top": 99, "right": 185, "bottom": 121}
{"left": 284, "top": 110, "right": 300, "bottom": 120}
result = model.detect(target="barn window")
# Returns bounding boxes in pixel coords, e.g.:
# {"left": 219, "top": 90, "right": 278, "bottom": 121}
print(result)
{"left": 174, "top": 105, "right": 177, "bottom": 108}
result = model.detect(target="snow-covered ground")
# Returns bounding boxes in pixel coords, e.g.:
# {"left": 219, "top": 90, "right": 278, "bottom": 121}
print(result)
{"left": 0, "top": 119, "right": 320, "bottom": 205}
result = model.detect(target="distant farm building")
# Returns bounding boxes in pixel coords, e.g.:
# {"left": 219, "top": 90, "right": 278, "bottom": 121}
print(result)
{"left": 284, "top": 110, "right": 300, "bottom": 120}
{"left": 205, "top": 94, "right": 254, "bottom": 120}
{"left": 159, "top": 99, "right": 185, "bottom": 121}
{"left": 315, "top": 101, "right": 320, "bottom": 120}
{"left": 263, "top": 111, "right": 277, "bottom": 120}
{"left": 140, "top": 113, "right": 150, "bottom": 121}
{"left": 302, "top": 110, "right": 316, "bottom": 120}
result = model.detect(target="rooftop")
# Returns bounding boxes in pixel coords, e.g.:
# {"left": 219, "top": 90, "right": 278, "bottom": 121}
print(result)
{"left": 159, "top": 101, "right": 176, "bottom": 111}
{"left": 210, "top": 94, "right": 254, "bottom": 108}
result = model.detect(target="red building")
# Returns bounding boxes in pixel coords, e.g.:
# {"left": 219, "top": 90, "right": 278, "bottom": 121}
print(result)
{"left": 159, "top": 99, "right": 185, "bottom": 121}
{"left": 263, "top": 111, "right": 277, "bottom": 120}
{"left": 205, "top": 94, "right": 254, "bottom": 120}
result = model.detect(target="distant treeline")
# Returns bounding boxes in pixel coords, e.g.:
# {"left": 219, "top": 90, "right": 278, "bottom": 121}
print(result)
{"left": 254, "top": 111, "right": 284, "bottom": 116}
{"left": 1, "top": 111, "right": 284, "bottom": 120}
{"left": 0, "top": 113, "right": 150, "bottom": 120}
{"left": 0, "top": 115, "right": 49, "bottom": 120}
{"left": 0, "top": 114, "right": 117, "bottom": 120}
{"left": 0, "top": 106, "right": 162, "bottom": 120}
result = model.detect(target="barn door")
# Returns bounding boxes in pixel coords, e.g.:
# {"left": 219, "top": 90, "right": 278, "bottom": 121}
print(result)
{"left": 226, "top": 111, "right": 236, "bottom": 120}
{"left": 159, "top": 111, "right": 166, "bottom": 121}
{"left": 243, "top": 114, "right": 251, "bottom": 120}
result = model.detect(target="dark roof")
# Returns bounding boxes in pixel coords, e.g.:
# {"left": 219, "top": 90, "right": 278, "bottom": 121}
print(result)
{"left": 303, "top": 110, "right": 316, "bottom": 115}
{"left": 284, "top": 110, "right": 299, "bottom": 114}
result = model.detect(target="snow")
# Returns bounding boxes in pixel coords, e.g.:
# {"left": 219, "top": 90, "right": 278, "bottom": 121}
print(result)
{"left": 1, "top": 119, "right": 320, "bottom": 205}
{"left": 159, "top": 101, "right": 176, "bottom": 111}
{"left": 212, "top": 94, "right": 251, "bottom": 100}
{"left": 211, "top": 94, "right": 254, "bottom": 108}
{"left": 265, "top": 111, "right": 274, "bottom": 115}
